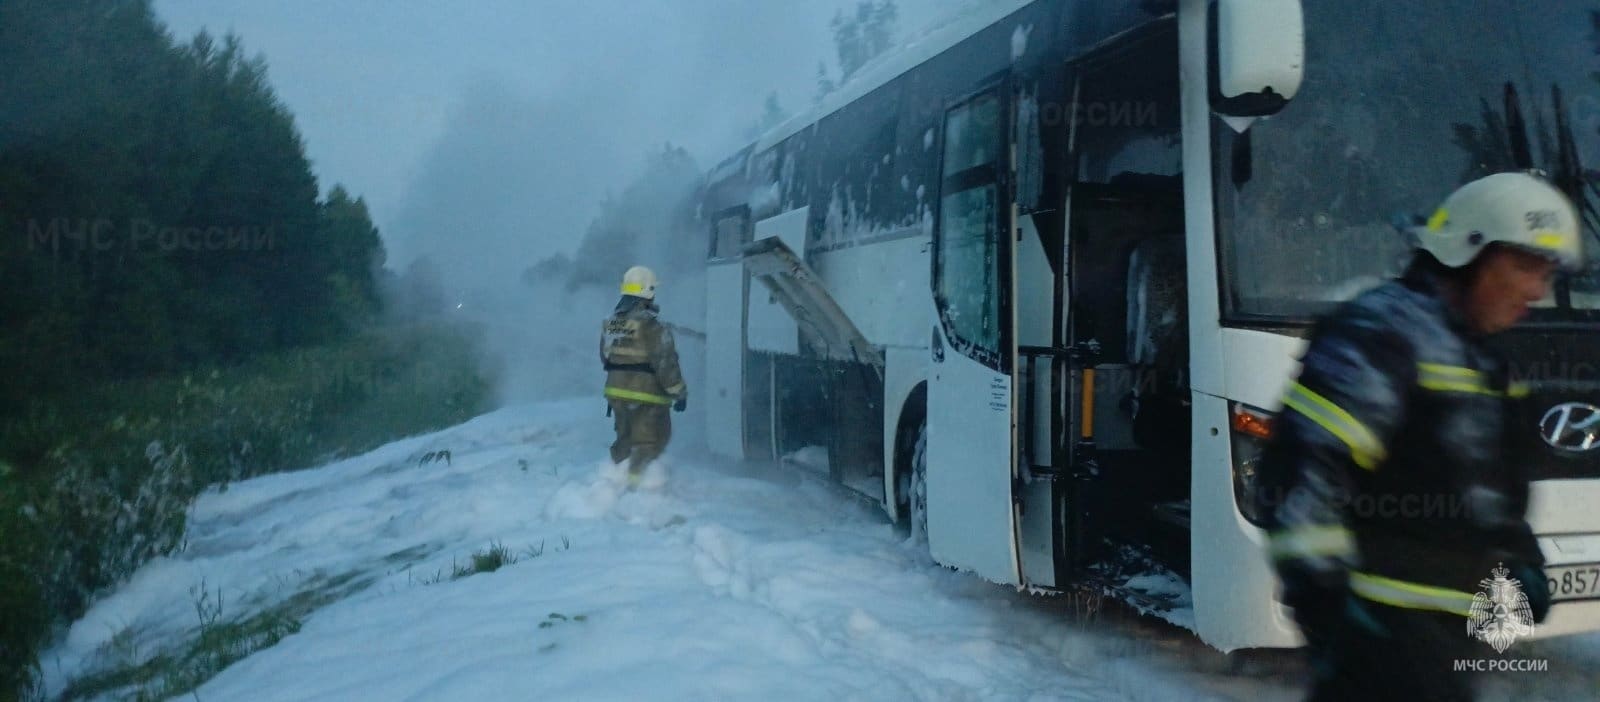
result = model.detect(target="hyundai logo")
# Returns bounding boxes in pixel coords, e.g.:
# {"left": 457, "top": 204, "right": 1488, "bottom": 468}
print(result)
{"left": 1540, "top": 402, "right": 1600, "bottom": 452}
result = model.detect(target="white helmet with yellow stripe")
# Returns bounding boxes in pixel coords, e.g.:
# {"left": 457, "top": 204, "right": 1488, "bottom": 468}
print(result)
{"left": 621, "top": 265, "right": 658, "bottom": 300}
{"left": 1414, "top": 172, "right": 1585, "bottom": 272}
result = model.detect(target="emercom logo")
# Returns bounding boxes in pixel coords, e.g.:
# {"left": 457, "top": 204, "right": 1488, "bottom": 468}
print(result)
{"left": 1467, "top": 564, "right": 1535, "bottom": 654}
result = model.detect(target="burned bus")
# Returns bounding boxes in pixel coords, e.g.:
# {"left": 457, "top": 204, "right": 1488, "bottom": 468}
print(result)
{"left": 695, "top": 0, "right": 1600, "bottom": 649}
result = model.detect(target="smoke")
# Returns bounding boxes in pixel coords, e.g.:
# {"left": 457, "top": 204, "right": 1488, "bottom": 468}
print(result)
{"left": 181, "top": 0, "right": 952, "bottom": 425}
{"left": 383, "top": 78, "right": 628, "bottom": 287}
{"left": 141, "top": 0, "right": 980, "bottom": 461}
{"left": 371, "top": 77, "right": 711, "bottom": 441}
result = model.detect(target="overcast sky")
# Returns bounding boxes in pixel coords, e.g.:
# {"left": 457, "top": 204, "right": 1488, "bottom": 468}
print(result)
{"left": 154, "top": 0, "right": 944, "bottom": 285}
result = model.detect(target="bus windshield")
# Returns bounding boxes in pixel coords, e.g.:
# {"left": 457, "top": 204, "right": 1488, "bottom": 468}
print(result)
{"left": 1214, "top": 1, "right": 1600, "bottom": 322}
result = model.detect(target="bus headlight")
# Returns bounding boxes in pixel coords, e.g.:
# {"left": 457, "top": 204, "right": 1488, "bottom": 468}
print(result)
{"left": 1230, "top": 402, "right": 1276, "bottom": 527}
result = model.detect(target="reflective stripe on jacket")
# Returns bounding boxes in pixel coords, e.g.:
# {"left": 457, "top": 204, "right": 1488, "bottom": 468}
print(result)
{"left": 1255, "top": 258, "right": 1543, "bottom": 615}
{"left": 600, "top": 298, "right": 686, "bottom": 404}
{"left": 604, "top": 386, "right": 673, "bottom": 405}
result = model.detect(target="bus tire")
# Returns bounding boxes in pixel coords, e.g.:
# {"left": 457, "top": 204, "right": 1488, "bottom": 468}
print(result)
{"left": 907, "top": 423, "right": 928, "bottom": 544}
{"left": 892, "top": 384, "right": 928, "bottom": 540}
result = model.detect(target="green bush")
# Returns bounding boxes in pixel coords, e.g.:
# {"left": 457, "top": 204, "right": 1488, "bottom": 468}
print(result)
{"left": 0, "top": 321, "right": 493, "bottom": 699}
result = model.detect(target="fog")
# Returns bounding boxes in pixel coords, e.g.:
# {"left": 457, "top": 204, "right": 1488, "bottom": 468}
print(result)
{"left": 156, "top": 1, "right": 940, "bottom": 275}
{"left": 153, "top": 0, "right": 946, "bottom": 407}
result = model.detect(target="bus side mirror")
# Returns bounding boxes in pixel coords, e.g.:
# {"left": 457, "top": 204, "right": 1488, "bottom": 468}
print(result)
{"left": 1208, "top": 0, "right": 1304, "bottom": 119}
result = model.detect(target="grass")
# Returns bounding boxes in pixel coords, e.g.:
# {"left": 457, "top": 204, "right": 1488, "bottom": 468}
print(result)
{"left": 468, "top": 541, "right": 516, "bottom": 575}
{"left": 57, "top": 570, "right": 375, "bottom": 702}
{"left": 0, "top": 320, "right": 494, "bottom": 700}
{"left": 410, "top": 537, "right": 573, "bottom": 586}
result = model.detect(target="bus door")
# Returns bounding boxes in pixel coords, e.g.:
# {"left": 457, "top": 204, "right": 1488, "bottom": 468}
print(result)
{"left": 1060, "top": 19, "right": 1189, "bottom": 573}
{"left": 926, "top": 85, "right": 1023, "bottom": 585}
{"left": 706, "top": 207, "right": 751, "bottom": 460}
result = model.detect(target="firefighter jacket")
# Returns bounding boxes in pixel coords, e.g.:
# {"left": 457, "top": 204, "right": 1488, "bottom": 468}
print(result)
{"left": 1255, "top": 258, "right": 1543, "bottom": 622}
{"left": 601, "top": 297, "right": 686, "bottom": 406}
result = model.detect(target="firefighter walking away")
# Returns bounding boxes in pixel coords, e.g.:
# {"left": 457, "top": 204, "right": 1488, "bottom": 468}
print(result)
{"left": 601, "top": 266, "right": 686, "bottom": 488}
{"left": 1256, "top": 172, "right": 1583, "bottom": 700}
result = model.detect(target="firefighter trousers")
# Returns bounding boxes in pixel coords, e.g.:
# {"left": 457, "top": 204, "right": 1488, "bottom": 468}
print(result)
{"left": 608, "top": 400, "right": 672, "bottom": 475}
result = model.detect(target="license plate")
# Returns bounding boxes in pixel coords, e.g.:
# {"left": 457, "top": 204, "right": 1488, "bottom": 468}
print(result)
{"left": 1544, "top": 563, "right": 1600, "bottom": 602}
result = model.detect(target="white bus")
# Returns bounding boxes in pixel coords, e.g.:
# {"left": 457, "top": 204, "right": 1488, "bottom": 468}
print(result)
{"left": 697, "top": 0, "right": 1600, "bottom": 650}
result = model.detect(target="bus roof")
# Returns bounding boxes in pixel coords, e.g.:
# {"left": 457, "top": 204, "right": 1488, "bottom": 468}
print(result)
{"left": 750, "top": 0, "right": 1038, "bottom": 156}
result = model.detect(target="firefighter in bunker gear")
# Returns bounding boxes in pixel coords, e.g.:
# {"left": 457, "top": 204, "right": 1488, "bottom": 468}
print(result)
{"left": 602, "top": 266, "right": 686, "bottom": 484}
{"left": 1255, "top": 173, "right": 1583, "bottom": 700}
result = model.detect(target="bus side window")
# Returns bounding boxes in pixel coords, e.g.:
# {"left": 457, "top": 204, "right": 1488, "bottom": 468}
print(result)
{"left": 934, "top": 91, "right": 1007, "bottom": 365}
{"left": 710, "top": 208, "right": 751, "bottom": 261}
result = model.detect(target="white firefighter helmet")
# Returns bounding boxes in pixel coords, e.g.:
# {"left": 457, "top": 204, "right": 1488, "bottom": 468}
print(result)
{"left": 1413, "top": 172, "right": 1585, "bottom": 271}
{"left": 621, "top": 265, "right": 658, "bottom": 300}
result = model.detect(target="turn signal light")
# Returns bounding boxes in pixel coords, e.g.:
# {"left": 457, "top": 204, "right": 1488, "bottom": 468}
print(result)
{"left": 1231, "top": 403, "right": 1275, "bottom": 440}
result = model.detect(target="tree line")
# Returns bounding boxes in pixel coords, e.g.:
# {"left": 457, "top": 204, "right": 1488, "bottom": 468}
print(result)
{"left": 0, "top": 0, "right": 386, "bottom": 412}
{"left": 0, "top": 2, "right": 459, "bottom": 696}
